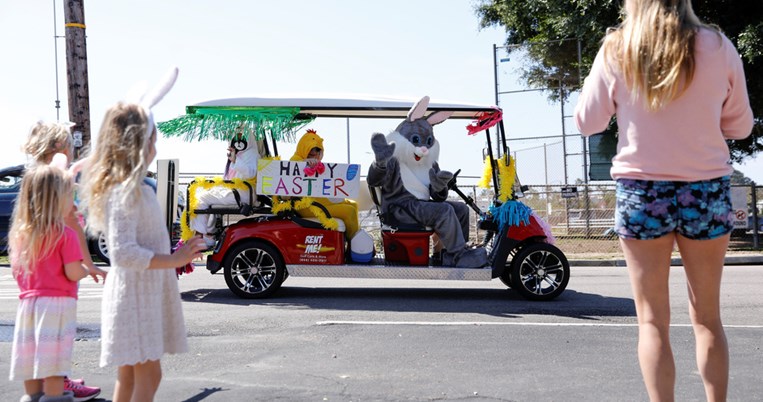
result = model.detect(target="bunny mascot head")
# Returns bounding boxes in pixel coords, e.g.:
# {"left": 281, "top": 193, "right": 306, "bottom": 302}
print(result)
{"left": 367, "top": 96, "right": 488, "bottom": 268}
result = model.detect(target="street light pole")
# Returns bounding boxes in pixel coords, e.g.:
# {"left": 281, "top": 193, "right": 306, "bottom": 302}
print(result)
{"left": 493, "top": 44, "right": 500, "bottom": 107}
{"left": 52, "top": 0, "right": 63, "bottom": 121}
{"left": 64, "top": 0, "right": 91, "bottom": 160}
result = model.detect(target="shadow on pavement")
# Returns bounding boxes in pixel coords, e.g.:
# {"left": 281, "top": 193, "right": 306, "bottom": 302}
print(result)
{"left": 181, "top": 387, "right": 226, "bottom": 402}
{"left": 181, "top": 286, "right": 636, "bottom": 320}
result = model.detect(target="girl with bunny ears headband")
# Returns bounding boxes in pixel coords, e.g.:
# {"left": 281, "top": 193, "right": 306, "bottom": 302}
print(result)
{"left": 79, "top": 67, "right": 206, "bottom": 402}
{"left": 81, "top": 67, "right": 178, "bottom": 235}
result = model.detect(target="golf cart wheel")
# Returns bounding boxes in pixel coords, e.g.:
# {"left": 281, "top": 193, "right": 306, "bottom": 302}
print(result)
{"left": 90, "top": 232, "right": 110, "bottom": 265}
{"left": 508, "top": 242, "right": 570, "bottom": 301}
{"left": 223, "top": 240, "right": 285, "bottom": 299}
{"left": 498, "top": 248, "right": 519, "bottom": 288}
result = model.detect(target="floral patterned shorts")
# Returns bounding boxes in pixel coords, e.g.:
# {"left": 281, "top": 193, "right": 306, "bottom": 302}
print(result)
{"left": 614, "top": 176, "right": 733, "bottom": 240}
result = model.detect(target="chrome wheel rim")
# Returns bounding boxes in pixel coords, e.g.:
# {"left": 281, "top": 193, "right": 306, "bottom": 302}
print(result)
{"left": 229, "top": 248, "right": 278, "bottom": 295}
{"left": 517, "top": 249, "right": 566, "bottom": 296}
{"left": 98, "top": 234, "right": 109, "bottom": 259}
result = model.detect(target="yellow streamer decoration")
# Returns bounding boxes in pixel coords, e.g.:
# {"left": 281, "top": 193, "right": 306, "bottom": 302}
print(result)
{"left": 477, "top": 155, "right": 493, "bottom": 189}
{"left": 181, "top": 176, "right": 257, "bottom": 241}
{"left": 270, "top": 195, "right": 340, "bottom": 231}
{"left": 180, "top": 155, "right": 339, "bottom": 240}
{"left": 477, "top": 155, "right": 516, "bottom": 203}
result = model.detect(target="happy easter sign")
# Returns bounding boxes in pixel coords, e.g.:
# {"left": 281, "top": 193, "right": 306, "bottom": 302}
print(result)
{"left": 256, "top": 160, "right": 361, "bottom": 198}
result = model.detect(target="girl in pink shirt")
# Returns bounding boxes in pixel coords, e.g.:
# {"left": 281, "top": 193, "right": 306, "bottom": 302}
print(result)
{"left": 574, "top": 1, "right": 753, "bottom": 400}
{"left": 23, "top": 121, "right": 108, "bottom": 284}
{"left": 23, "top": 121, "right": 105, "bottom": 401}
{"left": 8, "top": 164, "right": 90, "bottom": 402}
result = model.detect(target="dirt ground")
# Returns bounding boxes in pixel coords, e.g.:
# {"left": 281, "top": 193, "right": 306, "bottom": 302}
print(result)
{"left": 553, "top": 234, "right": 763, "bottom": 260}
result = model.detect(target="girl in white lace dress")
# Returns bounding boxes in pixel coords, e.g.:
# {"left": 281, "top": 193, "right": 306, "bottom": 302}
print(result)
{"left": 81, "top": 72, "right": 206, "bottom": 402}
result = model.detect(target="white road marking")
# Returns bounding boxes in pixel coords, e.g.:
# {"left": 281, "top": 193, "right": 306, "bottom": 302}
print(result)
{"left": 0, "top": 274, "right": 103, "bottom": 300}
{"left": 316, "top": 321, "right": 763, "bottom": 329}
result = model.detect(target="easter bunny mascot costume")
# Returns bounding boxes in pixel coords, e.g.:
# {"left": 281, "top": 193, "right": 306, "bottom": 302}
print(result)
{"left": 367, "top": 96, "right": 488, "bottom": 268}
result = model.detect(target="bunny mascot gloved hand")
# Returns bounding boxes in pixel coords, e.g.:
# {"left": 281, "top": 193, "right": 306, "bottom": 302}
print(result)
{"left": 367, "top": 96, "right": 488, "bottom": 268}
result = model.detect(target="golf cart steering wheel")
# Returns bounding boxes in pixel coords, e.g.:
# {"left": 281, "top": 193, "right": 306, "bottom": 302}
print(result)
{"left": 448, "top": 169, "right": 461, "bottom": 190}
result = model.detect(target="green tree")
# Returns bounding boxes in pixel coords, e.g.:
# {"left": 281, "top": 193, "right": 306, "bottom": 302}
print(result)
{"left": 730, "top": 169, "right": 754, "bottom": 185}
{"left": 476, "top": 0, "right": 762, "bottom": 162}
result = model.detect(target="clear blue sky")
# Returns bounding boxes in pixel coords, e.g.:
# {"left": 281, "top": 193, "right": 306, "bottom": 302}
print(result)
{"left": 2, "top": 0, "right": 761, "bottom": 186}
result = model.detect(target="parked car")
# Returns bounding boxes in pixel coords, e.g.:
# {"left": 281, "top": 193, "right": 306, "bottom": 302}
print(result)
{"left": 0, "top": 164, "right": 24, "bottom": 253}
{"left": 1, "top": 164, "right": 181, "bottom": 264}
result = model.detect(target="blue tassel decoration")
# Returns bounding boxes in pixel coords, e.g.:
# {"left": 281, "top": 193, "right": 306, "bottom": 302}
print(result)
{"left": 489, "top": 200, "right": 532, "bottom": 233}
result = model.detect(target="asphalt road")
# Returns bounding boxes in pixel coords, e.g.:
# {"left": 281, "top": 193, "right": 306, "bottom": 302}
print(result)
{"left": 1, "top": 264, "right": 762, "bottom": 401}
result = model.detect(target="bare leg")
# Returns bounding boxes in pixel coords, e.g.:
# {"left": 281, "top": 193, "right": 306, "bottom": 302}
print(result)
{"left": 432, "top": 233, "right": 443, "bottom": 253}
{"left": 23, "top": 379, "right": 43, "bottom": 397}
{"left": 41, "top": 376, "right": 65, "bottom": 397}
{"left": 131, "top": 359, "right": 162, "bottom": 402}
{"left": 676, "top": 234, "right": 729, "bottom": 402}
{"left": 113, "top": 365, "right": 135, "bottom": 402}
{"left": 620, "top": 234, "right": 676, "bottom": 402}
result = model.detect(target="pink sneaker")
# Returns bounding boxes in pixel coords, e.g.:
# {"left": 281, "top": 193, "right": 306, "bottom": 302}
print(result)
{"left": 64, "top": 379, "right": 101, "bottom": 402}
{"left": 65, "top": 376, "right": 85, "bottom": 386}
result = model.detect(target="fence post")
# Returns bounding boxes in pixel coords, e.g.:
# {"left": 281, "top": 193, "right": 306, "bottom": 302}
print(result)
{"left": 472, "top": 185, "right": 480, "bottom": 243}
{"left": 752, "top": 182, "right": 759, "bottom": 249}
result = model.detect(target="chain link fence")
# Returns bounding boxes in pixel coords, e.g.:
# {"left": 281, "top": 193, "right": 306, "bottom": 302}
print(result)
{"left": 176, "top": 172, "right": 761, "bottom": 261}
{"left": 458, "top": 183, "right": 763, "bottom": 260}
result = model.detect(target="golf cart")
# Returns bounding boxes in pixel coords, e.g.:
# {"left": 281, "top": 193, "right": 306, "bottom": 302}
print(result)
{"left": 159, "top": 95, "right": 570, "bottom": 301}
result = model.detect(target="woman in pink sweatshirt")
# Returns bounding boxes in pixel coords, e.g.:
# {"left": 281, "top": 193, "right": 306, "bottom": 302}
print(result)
{"left": 574, "top": 0, "right": 753, "bottom": 400}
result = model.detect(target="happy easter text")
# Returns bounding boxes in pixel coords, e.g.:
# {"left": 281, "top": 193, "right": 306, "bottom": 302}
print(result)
{"left": 256, "top": 160, "right": 360, "bottom": 198}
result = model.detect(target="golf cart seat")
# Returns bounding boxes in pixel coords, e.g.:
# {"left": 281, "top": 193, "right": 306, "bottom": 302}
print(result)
{"left": 189, "top": 178, "right": 271, "bottom": 217}
{"left": 368, "top": 183, "right": 432, "bottom": 266}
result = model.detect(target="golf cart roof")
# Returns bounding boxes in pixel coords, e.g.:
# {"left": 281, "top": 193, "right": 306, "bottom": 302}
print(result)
{"left": 189, "top": 94, "right": 499, "bottom": 119}
{"left": 159, "top": 93, "right": 501, "bottom": 143}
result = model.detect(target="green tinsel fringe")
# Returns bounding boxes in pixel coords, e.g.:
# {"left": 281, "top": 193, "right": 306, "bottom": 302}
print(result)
{"left": 158, "top": 106, "right": 314, "bottom": 142}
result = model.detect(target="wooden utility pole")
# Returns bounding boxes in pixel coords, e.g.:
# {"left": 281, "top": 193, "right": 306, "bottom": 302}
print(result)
{"left": 64, "top": 0, "right": 90, "bottom": 160}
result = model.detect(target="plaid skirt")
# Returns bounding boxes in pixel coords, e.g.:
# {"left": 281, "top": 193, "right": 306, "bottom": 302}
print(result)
{"left": 9, "top": 297, "right": 77, "bottom": 381}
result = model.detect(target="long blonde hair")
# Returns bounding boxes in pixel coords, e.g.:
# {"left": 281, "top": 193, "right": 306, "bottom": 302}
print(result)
{"left": 23, "top": 121, "right": 73, "bottom": 164}
{"left": 9, "top": 164, "right": 73, "bottom": 275}
{"left": 80, "top": 103, "right": 152, "bottom": 235}
{"left": 603, "top": 0, "right": 712, "bottom": 110}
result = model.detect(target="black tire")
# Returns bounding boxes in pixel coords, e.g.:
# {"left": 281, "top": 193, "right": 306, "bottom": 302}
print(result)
{"left": 498, "top": 247, "right": 518, "bottom": 288}
{"left": 90, "top": 232, "right": 110, "bottom": 265}
{"left": 508, "top": 242, "right": 570, "bottom": 301}
{"left": 222, "top": 240, "right": 285, "bottom": 299}
{"left": 499, "top": 273, "right": 512, "bottom": 288}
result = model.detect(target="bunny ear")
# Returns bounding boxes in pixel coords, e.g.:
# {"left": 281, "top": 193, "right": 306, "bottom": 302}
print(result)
{"left": 140, "top": 67, "right": 179, "bottom": 109}
{"left": 426, "top": 111, "right": 453, "bottom": 126}
{"left": 68, "top": 156, "right": 91, "bottom": 177}
{"left": 50, "top": 153, "right": 69, "bottom": 170}
{"left": 407, "top": 96, "right": 430, "bottom": 121}
{"left": 125, "top": 81, "right": 149, "bottom": 104}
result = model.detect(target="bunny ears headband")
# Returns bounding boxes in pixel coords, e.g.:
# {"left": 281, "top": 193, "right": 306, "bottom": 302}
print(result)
{"left": 59, "top": 68, "right": 179, "bottom": 177}
{"left": 126, "top": 67, "right": 179, "bottom": 140}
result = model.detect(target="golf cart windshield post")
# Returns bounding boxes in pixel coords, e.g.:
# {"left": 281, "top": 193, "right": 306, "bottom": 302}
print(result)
{"left": 484, "top": 127, "right": 501, "bottom": 203}
{"left": 498, "top": 120, "right": 509, "bottom": 157}
{"left": 269, "top": 131, "right": 278, "bottom": 156}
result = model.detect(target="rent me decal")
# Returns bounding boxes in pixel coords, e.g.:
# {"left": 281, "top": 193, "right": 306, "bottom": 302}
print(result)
{"left": 296, "top": 234, "right": 336, "bottom": 263}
